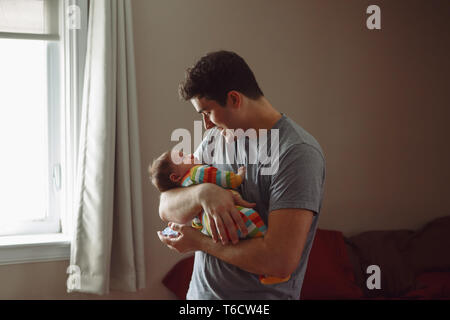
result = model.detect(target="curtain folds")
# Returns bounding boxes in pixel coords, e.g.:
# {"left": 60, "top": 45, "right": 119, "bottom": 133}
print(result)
{"left": 68, "top": 0, "right": 145, "bottom": 295}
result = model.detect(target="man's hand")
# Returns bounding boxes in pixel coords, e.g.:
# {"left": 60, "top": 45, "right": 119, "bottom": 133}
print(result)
{"left": 157, "top": 222, "right": 204, "bottom": 253}
{"left": 198, "top": 183, "right": 255, "bottom": 245}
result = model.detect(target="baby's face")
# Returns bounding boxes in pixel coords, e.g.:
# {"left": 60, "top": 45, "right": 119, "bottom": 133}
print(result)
{"left": 170, "top": 150, "right": 200, "bottom": 179}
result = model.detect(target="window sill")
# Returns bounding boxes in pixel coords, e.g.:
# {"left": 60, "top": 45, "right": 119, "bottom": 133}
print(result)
{"left": 0, "top": 233, "right": 71, "bottom": 266}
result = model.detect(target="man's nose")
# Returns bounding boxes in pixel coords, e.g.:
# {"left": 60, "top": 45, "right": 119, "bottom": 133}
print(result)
{"left": 202, "top": 114, "right": 215, "bottom": 130}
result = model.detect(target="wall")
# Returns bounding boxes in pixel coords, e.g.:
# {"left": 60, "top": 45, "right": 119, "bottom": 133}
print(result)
{"left": 0, "top": 0, "right": 448, "bottom": 299}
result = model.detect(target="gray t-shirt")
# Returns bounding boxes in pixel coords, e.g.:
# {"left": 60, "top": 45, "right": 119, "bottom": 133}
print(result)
{"left": 187, "top": 114, "right": 326, "bottom": 300}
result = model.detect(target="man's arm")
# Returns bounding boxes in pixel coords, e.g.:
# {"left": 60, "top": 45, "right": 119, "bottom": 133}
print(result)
{"left": 159, "top": 184, "right": 204, "bottom": 224}
{"left": 162, "top": 208, "right": 314, "bottom": 278}
{"left": 159, "top": 183, "right": 254, "bottom": 244}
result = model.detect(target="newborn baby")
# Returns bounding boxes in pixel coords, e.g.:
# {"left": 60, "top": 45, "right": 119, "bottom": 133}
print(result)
{"left": 148, "top": 150, "right": 290, "bottom": 285}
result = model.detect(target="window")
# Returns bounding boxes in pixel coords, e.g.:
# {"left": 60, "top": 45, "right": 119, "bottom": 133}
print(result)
{"left": 0, "top": 0, "right": 62, "bottom": 237}
{"left": 0, "top": 0, "right": 87, "bottom": 264}
{"left": 0, "top": 38, "right": 61, "bottom": 236}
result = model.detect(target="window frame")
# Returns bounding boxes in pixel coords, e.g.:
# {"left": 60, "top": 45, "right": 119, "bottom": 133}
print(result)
{"left": 0, "top": 3, "right": 62, "bottom": 237}
{"left": 0, "top": 0, "right": 88, "bottom": 265}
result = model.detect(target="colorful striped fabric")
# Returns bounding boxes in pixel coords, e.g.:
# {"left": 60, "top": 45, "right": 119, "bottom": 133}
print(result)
{"left": 235, "top": 205, "right": 267, "bottom": 238}
{"left": 181, "top": 165, "right": 242, "bottom": 189}
{"left": 180, "top": 165, "right": 267, "bottom": 238}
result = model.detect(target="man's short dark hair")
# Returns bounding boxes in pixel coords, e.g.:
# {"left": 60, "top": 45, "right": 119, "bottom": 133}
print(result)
{"left": 179, "top": 50, "right": 264, "bottom": 106}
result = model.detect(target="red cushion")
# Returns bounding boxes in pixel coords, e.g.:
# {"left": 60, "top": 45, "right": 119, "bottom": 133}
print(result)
{"left": 403, "top": 272, "right": 450, "bottom": 299}
{"left": 300, "top": 229, "right": 364, "bottom": 299}
{"left": 162, "top": 256, "right": 194, "bottom": 300}
{"left": 162, "top": 229, "right": 364, "bottom": 300}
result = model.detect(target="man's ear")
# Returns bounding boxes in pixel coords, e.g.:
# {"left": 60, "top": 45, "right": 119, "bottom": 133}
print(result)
{"left": 228, "top": 91, "right": 242, "bottom": 109}
{"left": 169, "top": 173, "right": 181, "bottom": 183}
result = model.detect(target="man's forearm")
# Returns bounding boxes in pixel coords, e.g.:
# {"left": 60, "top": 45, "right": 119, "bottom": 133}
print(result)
{"left": 198, "top": 234, "right": 291, "bottom": 278}
{"left": 159, "top": 185, "right": 203, "bottom": 224}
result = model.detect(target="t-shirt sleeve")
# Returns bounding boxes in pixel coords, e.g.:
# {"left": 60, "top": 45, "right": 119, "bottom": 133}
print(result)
{"left": 268, "top": 143, "right": 325, "bottom": 215}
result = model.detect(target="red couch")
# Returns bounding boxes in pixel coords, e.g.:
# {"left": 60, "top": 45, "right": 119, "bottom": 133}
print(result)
{"left": 163, "top": 216, "right": 450, "bottom": 300}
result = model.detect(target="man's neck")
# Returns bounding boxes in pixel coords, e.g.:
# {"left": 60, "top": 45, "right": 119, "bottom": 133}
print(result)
{"left": 243, "top": 97, "right": 283, "bottom": 131}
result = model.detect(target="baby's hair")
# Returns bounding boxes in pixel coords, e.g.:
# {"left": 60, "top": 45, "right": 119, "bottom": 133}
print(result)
{"left": 148, "top": 151, "right": 179, "bottom": 192}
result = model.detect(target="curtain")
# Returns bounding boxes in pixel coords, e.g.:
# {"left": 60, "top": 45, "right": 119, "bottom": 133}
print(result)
{"left": 67, "top": 0, "right": 146, "bottom": 295}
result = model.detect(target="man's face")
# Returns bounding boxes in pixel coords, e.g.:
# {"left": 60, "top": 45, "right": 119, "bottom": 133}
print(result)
{"left": 190, "top": 96, "right": 237, "bottom": 133}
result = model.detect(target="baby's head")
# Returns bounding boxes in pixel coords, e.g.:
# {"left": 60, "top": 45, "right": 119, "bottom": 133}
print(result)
{"left": 148, "top": 150, "right": 199, "bottom": 192}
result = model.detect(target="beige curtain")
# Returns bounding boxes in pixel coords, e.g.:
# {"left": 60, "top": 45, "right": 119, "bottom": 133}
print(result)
{"left": 67, "top": 0, "right": 146, "bottom": 295}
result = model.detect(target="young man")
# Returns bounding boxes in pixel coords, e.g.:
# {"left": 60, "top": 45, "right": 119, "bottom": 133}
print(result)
{"left": 157, "top": 51, "right": 326, "bottom": 299}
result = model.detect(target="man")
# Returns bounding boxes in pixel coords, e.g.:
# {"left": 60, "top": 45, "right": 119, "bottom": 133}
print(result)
{"left": 157, "top": 50, "right": 326, "bottom": 299}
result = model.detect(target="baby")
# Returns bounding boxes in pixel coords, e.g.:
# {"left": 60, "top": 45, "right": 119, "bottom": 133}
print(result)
{"left": 149, "top": 149, "right": 290, "bottom": 285}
